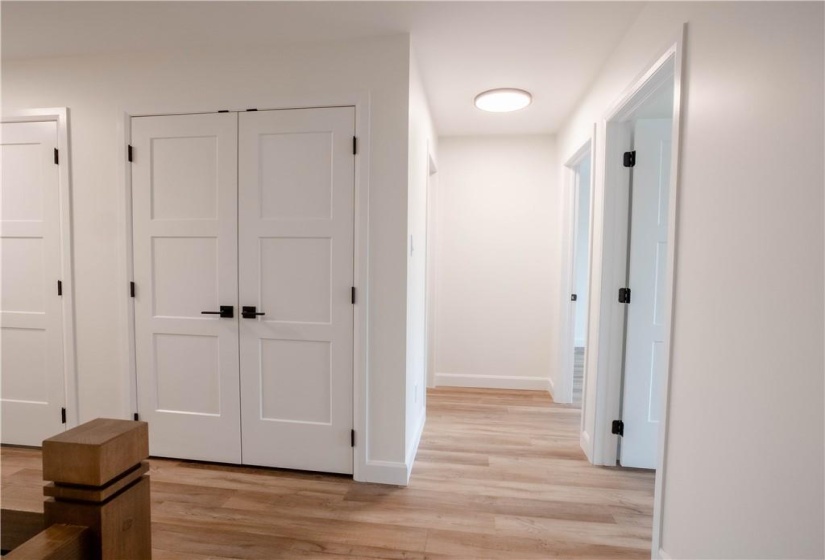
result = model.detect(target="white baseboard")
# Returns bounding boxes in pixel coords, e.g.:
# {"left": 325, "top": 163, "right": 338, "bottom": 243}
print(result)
{"left": 356, "top": 412, "right": 426, "bottom": 487}
{"left": 435, "top": 372, "right": 550, "bottom": 391}
{"left": 580, "top": 429, "right": 593, "bottom": 463}
{"left": 548, "top": 375, "right": 556, "bottom": 399}
{"left": 405, "top": 412, "right": 426, "bottom": 481}
{"left": 657, "top": 547, "right": 672, "bottom": 560}
{"left": 358, "top": 460, "right": 409, "bottom": 486}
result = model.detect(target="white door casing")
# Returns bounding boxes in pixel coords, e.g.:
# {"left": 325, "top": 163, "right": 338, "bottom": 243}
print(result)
{"left": 620, "top": 118, "right": 672, "bottom": 469}
{"left": 131, "top": 112, "right": 242, "bottom": 463}
{"left": 238, "top": 108, "right": 355, "bottom": 474}
{"left": 0, "top": 120, "right": 66, "bottom": 444}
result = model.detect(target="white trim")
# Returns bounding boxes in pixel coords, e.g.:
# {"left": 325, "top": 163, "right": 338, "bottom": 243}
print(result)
{"left": 1, "top": 108, "right": 78, "bottom": 428}
{"left": 117, "top": 115, "right": 137, "bottom": 421}
{"left": 425, "top": 148, "right": 438, "bottom": 390}
{"left": 579, "top": 124, "right": 598, "bottom": 459}
{"left": 652, "top": 25, "right": 686, "bottom": 557}
{"left": 656, "top": 547, "right": 673, "bottom": 560}
{"left": 117, "top": 91, "right": 373, "bottom": 482}
{"left": 405, "top": 410, "right": 426, "bottom": 483}
{"left": 579, "top": 429, "right": 592, "bottom": 462}
{"left": 360, "top": 460, "right": 409, "bottom": 486}
{"left": 435, "top": 373, "right": 550, "bottom": 392}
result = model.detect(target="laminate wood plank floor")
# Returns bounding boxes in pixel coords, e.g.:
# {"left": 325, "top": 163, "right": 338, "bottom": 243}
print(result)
{"left": 1, "top": 387, "right": 654, "bottom": 559}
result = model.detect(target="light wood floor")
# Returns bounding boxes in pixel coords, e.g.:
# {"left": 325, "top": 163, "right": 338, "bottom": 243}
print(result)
{"left": 1, "top": 387, "right": 654, "bottom": 559}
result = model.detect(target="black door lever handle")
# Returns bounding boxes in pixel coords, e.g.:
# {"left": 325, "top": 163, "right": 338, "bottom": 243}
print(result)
{"left": 242, "top": 306, "right": 266, "bottom": 319}
{"left": 201, "top": 305, "right": 234, "bottom": 318}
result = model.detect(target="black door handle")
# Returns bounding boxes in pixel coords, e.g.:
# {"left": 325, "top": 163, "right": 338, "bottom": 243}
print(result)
{"left": 201, "top": 306, "right": 234, "bottom": 318}
{"left": 242, "top": 306, "right": 266, "bottom": 319}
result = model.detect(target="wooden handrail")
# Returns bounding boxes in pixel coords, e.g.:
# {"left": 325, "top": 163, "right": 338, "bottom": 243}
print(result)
{"left": 1, "top": 418, "right": 151, "bottom": 559}
{"left": 1, "top": 509, "right": 44, "bottom": 552}
{"left": 4, "top": 524, "right": 90, "bottom": 560}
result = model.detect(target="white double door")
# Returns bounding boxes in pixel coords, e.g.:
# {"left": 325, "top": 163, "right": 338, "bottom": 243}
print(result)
{"left": 619, "top": 118, "right": 672, "bottom": 469}
{"left": 132, "top": 108, "right": 354, "bottom": 474}
{"left": 1, "top": 120, "right": 66, "bottom": 445}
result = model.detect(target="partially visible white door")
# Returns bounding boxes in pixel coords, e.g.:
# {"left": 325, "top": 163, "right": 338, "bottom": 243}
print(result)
{"left": 620, "top": 118, "right": 672, "bottom": 469}
{"left": 238, "top": 107, "right": 354, "bottom": 474}
{"left": 132, "top": 112, "right": 241, "bottom": 463}
{"left": 0, "top": 121, "right": 65, "bottom": 445}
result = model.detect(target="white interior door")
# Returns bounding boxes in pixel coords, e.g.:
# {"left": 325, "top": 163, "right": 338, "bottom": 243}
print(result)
{"left": 0, "top": 121, "right": 65, "bottom": 445}
{"left": 132, "top": 112, "right": 241, "bottom": 463}
{"left": 238, "top": 107, "right": 354, "bottom": 474}
{"left": 620, "top": 118, "right": 672, "bottom": 468}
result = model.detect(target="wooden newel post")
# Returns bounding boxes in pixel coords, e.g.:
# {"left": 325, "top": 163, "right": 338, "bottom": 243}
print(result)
{"left": 41, "top": 419, "right": 152, "bottom": 559}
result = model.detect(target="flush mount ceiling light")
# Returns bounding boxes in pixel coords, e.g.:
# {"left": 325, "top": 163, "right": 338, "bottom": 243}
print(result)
{"left": 474, "top": 88, "right": 532, "bottom": 112}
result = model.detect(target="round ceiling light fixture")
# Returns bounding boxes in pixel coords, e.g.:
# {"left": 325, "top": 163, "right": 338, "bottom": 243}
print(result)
{"left": 474, "top": 88, "right": 532, "bottom": 112}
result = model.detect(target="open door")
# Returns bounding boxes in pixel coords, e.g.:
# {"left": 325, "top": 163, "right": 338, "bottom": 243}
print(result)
{"left": 619, "top": 118, "right": 672, "bottom": 469}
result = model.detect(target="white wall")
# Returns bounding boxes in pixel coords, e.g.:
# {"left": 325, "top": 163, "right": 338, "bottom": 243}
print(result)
{"left": 1, "top": 35, "right": 415, "bottom": 482}
{"left": 405, "top": 47, "right": 437, "bottom": 475}
{"left": 573, "top": 160, "right": 591, "bottom": 347}
{"left": 434, "top": 135, "right": 559, "bottom": 391}
{"left": 558, "top": 3, "right": 824, "bottom": 557}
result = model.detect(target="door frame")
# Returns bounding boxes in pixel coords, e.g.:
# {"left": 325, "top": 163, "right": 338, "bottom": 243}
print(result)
{"left": 116, "top": 93, "right": 371, "bottom": 481}
{"left": 556, "top": 135, "right": 594, "bottom": 405}
{"left": 425, "top": 147, "right": 438, "bottom": 389}
{"left": 1, "top": 107, "right": 79, "bottom": 428}
{"left": 585, "top": 26, "right": 685, "bottom": 558}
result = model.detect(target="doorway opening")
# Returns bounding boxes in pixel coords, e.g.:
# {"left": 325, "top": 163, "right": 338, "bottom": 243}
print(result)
{"left": 560, "top": 140, "right": 593, "bottom": 409}
{"left": 583, "top": 38, "right": 683, "bottom": 522}
{"left": 597, "top": 55, "right": 676, "bottom": 470}
{"left": 571, "top": 158, "right": 591, "bottom": 406}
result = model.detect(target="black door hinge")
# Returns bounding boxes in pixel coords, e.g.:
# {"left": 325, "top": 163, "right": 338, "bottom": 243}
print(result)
{"left": 127, "top": 145, "right": 133, "bottom": 162}
{"left": 571, "top": 294, "right": 577, "bottom": 301}
{"left": 612, "top": 420, "right": 624, "bottom": 436}
{"left": 623, "top": 151, "right": 636, "bottom": 168}
{"left": 54, "top": 148, "right": 59, "bottom": 165}
{"left": 133, "top": 413, "right": 140, "bottom": 421}
{"left": 618, "top": 287, "right": 631, "bottom": 304}
{"left": 351, "top": 429, "right": 355, "bottom": 447}
{"left": 61, "top": 407, "right": 67, "bottom": 424}
{"left": 353, "top": 137, "right": 357, "bottom": 155}
{"left": 130, "top": 281, "right": 136, "bottom": 298}
{"left": 57, "top": 280, "right": 62, "bottom": 296}
{"left": 351, "top": 287, "right": 356, "bottom": 305}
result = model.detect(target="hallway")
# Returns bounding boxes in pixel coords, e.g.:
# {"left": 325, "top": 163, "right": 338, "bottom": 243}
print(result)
{"left": 1, "top": 388, "right": 653, "bottom": 558}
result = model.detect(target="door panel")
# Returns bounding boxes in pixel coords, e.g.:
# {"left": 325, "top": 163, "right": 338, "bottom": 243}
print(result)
{"left": 0, "top": 121, "right": 65, "bottom": 445}
{"left": 238, "top": 107, "right": 354, "bottom": 474}
{"left": 260, "top": 237, "right": 331, "bottom": 323}
{"left": 132, "top": 112, "right": 241, "bottom": 463}
{"left": 620, "top": 118, "right": 672, "bottom": 468}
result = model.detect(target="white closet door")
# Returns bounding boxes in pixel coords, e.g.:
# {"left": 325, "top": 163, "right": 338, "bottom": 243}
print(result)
{"left": 620, "top": 118, "right": 672, "bottom": 469}
{"left": 1, "top": 121, "right": 65, "bottom": 445}
{"left": 238, "top": 108, "right": 354, "bottom": 474}
{"left": 132, "top": 112, "right": 241, "bottom": 463}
